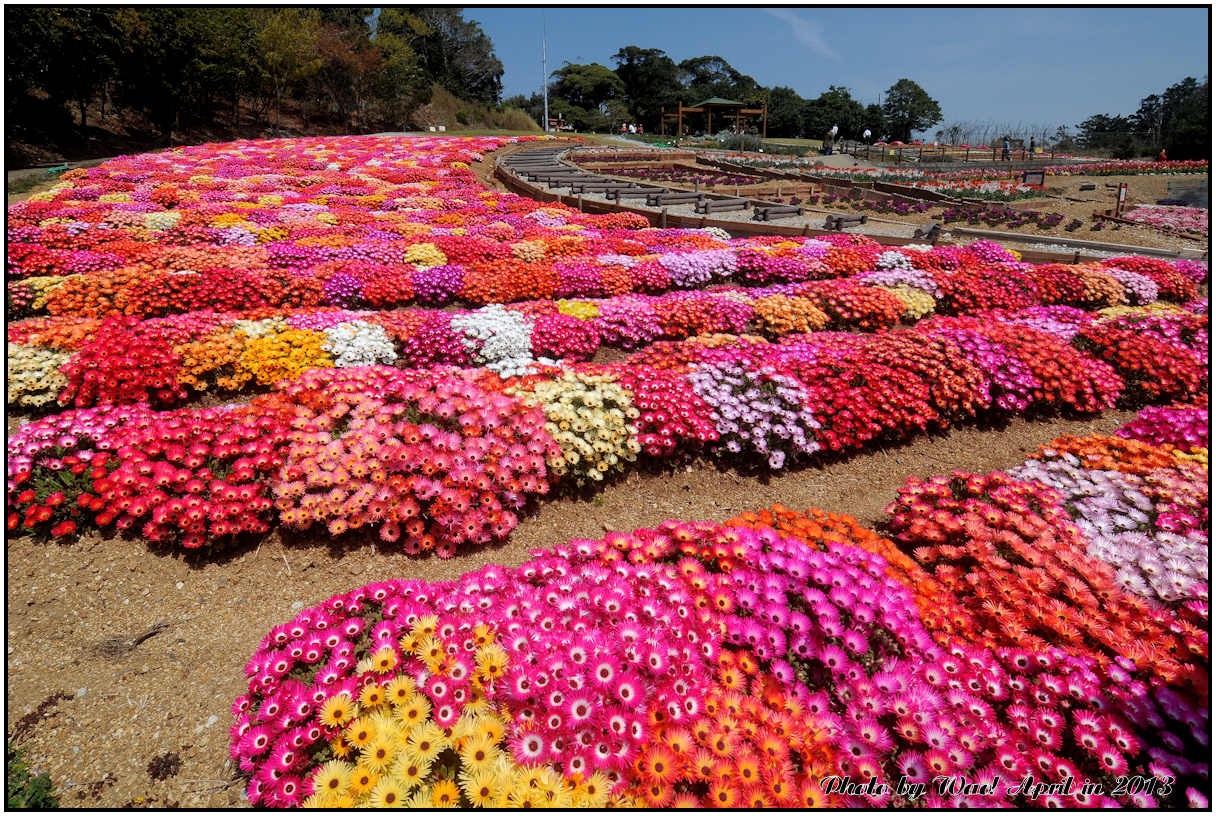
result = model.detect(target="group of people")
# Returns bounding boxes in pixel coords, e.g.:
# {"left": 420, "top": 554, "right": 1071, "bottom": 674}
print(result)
{"left": 1000, "top": 136, "right": 1036, "bottom": 161}
{"left": 619, "top": 122, "right": 644, "bottom": 135}
{"left": 823, "top": 124, "right": 875, "bottom": 155}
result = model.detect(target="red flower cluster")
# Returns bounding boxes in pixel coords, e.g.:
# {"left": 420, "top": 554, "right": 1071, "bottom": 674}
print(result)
{"left": 1075, "top": 323, "right": 1204, "bottom": 404}
{"left": 93, "top": 403, "right": 291, "bottom": 547}
{"left": 885, "top": 470, "right": 1207, "bottom": 695}
{"left": 59, "top": 318, "right": 187, "bottom": 408}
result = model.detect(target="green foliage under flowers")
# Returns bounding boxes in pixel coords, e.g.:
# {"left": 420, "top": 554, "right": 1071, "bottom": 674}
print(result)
{"left": 6, "top": 743, "right": 58, "bottom": 809}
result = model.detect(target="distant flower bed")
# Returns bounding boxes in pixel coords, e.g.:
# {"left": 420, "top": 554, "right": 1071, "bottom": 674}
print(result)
{"left": 1124, "top": 205, "right": 1208, "bottom": 236}
{"left": 595, "top": 165, "right": 758, "bottom": 188}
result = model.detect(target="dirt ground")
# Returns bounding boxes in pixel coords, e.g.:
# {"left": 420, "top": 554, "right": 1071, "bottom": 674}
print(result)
{"left": 6, "top": 409, "right": 1138, "bottom": 807}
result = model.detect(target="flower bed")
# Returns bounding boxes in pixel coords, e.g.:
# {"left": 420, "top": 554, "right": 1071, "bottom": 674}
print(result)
{"left": 228, "top": 405, "right": 1208, "bottom": 808}
{"left": 1123, "top": 205, "right": 1209, "bottom": 236}
{"left": 9, "top": 249, "right": 1206, "bottom": 410}
{"left": 8, "top": 304, "right": 1207, "bottom": 551}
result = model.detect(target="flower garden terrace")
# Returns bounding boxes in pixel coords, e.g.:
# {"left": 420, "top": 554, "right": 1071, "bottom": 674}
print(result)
{"left": 9, "top": 303, "right": 1207, "bottom": 552}
{"left": 226, "top": 403, "right": 1208, "bottom": 808}
{"left": 8, "top": 132, "right": 1208, "bottom": 323}
{"left": 5, "top": 133, "right": 1212, "bottom": 809}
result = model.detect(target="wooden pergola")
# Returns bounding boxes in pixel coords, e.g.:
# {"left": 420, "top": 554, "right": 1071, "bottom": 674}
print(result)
{"left": 660, "top": 97, "right": 768, "bottom": 141}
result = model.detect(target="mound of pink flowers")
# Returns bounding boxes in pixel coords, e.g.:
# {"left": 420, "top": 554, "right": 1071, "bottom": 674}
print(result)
{"left": 230, "top": 404, "right": 1209, "bottom": 808}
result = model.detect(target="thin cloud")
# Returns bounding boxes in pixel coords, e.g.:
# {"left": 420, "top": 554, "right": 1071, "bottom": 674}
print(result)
{"left": 765, "top": 9, "right": 838, "bottom": 60}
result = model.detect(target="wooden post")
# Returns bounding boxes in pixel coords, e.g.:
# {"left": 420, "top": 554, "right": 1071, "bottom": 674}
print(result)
{"left": 677, "top": 101, "right": 683, "bottom": 142}
{"left": 707, "top": 107, "right": 712, "bottom": 136}
{"left": 660, "top": 108, "right": 664, "bottom": 137}
{"left": 578, "top": 195, "right": 583, "bottom": 212}
{"left": 762, "top": 103, "right": 767, "bottom": 140}
{"left": 661, "top": 207, "right": 668, "bottom": 228}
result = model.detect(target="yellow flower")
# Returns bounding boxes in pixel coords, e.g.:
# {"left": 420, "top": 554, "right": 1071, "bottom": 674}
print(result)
{"left": 360, "top": 734, "right": 398, "bottom": 775}
{"left": 431, "top": 779, "right": 461, "bottom": 808}
{"left": 370, "top": 645, "right": 398, "bottom": 674}
{"left": 459, "top": 766, "right": 499, "bottom": 808}
{"left": 311, "top": 760, "right": 352, "bottom": 798}
{"left": 395, "top": 693, "right": 431, "bottom": 728}
{"left": 360, "top": 682, "right": 388, "bottom": 710}
{"left": 391, "top": 752, "right": 432, "bottom": 790}
{"left": 347, "top": 764, "right": 380, "bottom": 797}
{"left": 368, "top": 775, "right": 408, "bottom": 807}
{"left": 385, "top": 675, "right": 417, "bottom": 706}
{"left": 403, "top": 721, "right": 446, "bottom": 765}
{"left": 319, "top": 693, "right": 357, "bottom": 728}
{"left": 344, "top": 716, "right": 377, "bottom": 749}
{"left": 459, "top": 733, "right": 498, "bottom": 771}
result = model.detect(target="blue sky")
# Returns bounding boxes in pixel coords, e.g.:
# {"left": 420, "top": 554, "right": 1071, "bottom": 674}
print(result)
{"left": 468, "top": 6, "right": 1209, "bottom": 133}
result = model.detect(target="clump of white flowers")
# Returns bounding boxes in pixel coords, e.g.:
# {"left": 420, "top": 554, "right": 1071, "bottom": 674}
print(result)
{"left": 452, "top": 305, "right": 548, "bottom": 378}
{"left": 7, "top": 343, "right": 73, "bottom": 407}
{"left": 321, "top": 320, "right": 398, "bottom": 368}
{"left": 232, "top": 317, "right": 288, "bottom": 339}
{"left": 876, "top": 249, "right": 916, "bottom": 270}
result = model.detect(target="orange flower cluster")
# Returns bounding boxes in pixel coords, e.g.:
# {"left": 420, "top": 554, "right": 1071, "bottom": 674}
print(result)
{"left": 627, "top": 661, "right": 838, "bottom": 809}
{"left": 751, "top": 295, "right": 830, "bottom": 337}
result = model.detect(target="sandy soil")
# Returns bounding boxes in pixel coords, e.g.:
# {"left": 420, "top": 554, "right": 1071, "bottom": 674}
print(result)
{"left": 7, "top": 409, "right": 1137, "bottom": 807}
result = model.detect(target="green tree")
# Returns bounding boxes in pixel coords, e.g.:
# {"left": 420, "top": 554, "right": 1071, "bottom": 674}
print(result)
{"left": 803, "top": 85, "right": 865, "bottom": 140}
{"left": 1160, "top": 76, "right": 1210, "bottom": 159}
{"left": 677, "top": 55, "right": 759, "bottom": 103}
{"left": 862, "top": 103, "right": 886, "bottom": 139}
{"left": 550, "top": 62, "right": 625, "bottom": 113}
{"left": 764, "top": 86, "right": 807, "bottom": 138}
{"left": 503, "top": 92, "right": 545, "bottom": 127}
{"left": 254, "top": 7, "right": 323, "bottom": 128}
{"left": 370, "top": 8, "right": 430, "bottom": 130}
{"left": 611, "top": 46, "right": 682, "bottom": 131}
{"left": 407, "top": 8, "right": 504, "bottom": 104}
{"left": 881, "top": 78, "right": 943, "bottom": 141}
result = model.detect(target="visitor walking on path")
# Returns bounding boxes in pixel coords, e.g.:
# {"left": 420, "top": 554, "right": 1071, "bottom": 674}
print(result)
{"left": 1029, "top": 136, "right": 1035, "bottom": 157}
{"left": 1001, "top": 138, "right": 1011, "bottom": 162}
{"left": 863, "top": 128, "right": 871, "bottom": 144}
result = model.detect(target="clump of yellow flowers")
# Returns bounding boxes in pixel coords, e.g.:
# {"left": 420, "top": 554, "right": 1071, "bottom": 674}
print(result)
{"left": 237, "top": 328, "right": 333, "bottom": 386}
{"left": 509, "top": 372, "right": 640, "bottom": 485}
{"left": 876, "top": 284, "right": 937, "bottom": 321}
{"left": 303, "top": 620, "right": 634, "bottom": 809}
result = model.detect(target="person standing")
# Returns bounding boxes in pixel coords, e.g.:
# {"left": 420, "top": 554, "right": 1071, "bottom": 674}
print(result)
{"left": 1029, "top": 136, "right": 1036, "bottom": 157}
{"left": 862, "top": 128, "right": 872, "bottom": 144}
{"left": 1001, "top": 137, "right": 1010, "bottom": 162}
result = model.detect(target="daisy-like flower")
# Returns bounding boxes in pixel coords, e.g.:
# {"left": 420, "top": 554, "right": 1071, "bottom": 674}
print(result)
{"left": 310, "top": 760, "right": 351, "bottom": 797}
{"left": 360, "top": 734, "right": 396, "bottom": 775}
{"left": 431, "top": 778, "right": 461, "bottom": 808}
{"left": 458, "top": 766, "right": 499, "bottom": 808}
{"left": 368, "top": 775, "right": 408, "bottom": 808}
{"left": 318, "top": 693, "right": 356, "bottom": 728}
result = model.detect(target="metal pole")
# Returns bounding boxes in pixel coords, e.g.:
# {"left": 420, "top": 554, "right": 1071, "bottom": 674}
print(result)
{"left": 541, "top": 35, "right": 549, "bottom": 132}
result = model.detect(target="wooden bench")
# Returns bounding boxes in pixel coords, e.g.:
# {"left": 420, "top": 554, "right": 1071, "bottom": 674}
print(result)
{"left": 1079, "top": 183, "right": 1097, "bottom": 191}
{"left": 695, "top": 198, "right": 750, "bottom": 214}
{"left": 823, "top": 214, "right": 868, "bottom": 230}
{"left": 566, "top": 181, "right": 637, "bottom": 193}
{"left": 609, "top": 187, "right": 667, "bottom": 201}
{"left": 647, "top": 191, "right": 703, "bottom": 206}
{"left": 752, "top": 205, "right": 804, "bottom": 221}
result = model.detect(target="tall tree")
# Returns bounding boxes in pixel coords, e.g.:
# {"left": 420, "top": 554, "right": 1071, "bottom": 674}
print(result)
{"left": 803, "top": 86, "right": 865, "bottom": 140}
{"left": 881, "top": 78, "right": 943, "bottom": 141}
{"left": 407, "top": 8, "right": 504, "bottom": 104}
{"left": 611, "top": 46, "right": 681, "bottom": 130}
{"left": 253, "top": 8, "right": 322, "bottom": 128}
{"left": 371, "top": 8, "right": 430, "bottom": 130}
{"left": 764, "top": 86, "right": 806, "bottom": 138}
{"left": 677, "top": 55, "right": 758, "bottom": 102}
